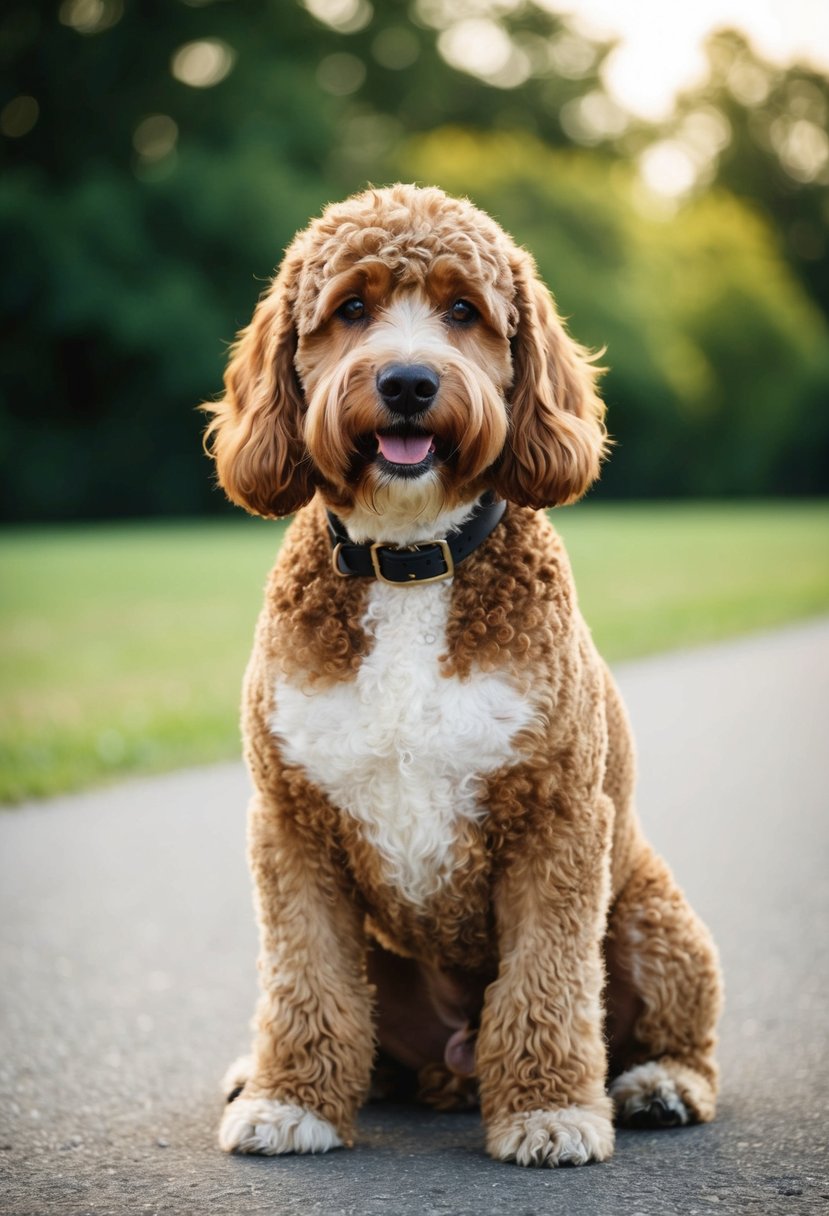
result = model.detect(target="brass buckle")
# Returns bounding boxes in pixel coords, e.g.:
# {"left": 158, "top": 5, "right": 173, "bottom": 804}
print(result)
{"left": 370, "top": 539, "right": 454, "bottom": 586}
{"left": 331, "top": 542, "right": 350, "bottom": 578}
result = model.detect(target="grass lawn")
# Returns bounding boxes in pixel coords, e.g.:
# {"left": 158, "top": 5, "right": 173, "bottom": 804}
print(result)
{"left": 1, "top": 501, "right": 827, "bottom": 803}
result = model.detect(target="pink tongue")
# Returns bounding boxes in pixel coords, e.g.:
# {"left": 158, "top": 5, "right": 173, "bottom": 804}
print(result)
{"left": 376, "top": 433, "right": 434, "bottom": 465}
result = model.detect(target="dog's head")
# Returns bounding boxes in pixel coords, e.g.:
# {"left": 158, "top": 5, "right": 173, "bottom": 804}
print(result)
{"left": 204, "top": 184, "right": 608, "bottom": 531}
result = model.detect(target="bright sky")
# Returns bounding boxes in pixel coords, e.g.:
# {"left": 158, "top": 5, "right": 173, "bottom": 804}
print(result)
{"left": 553, "top": 0, "right": 829, "bottom": 118}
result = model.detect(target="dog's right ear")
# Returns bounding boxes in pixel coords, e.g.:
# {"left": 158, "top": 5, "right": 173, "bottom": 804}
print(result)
{"left": 202, "top": 248, "right": 316, "bottom": 518}
{"left": 492, "top": 249, "right": 608, "bottom": 509}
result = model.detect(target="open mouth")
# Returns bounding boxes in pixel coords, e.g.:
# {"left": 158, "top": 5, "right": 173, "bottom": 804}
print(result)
{"left": 369, "top": 427, "right": 438, "bottom": 477}
{"left": 376, "top": 430, "right": 435, "bottom": 465}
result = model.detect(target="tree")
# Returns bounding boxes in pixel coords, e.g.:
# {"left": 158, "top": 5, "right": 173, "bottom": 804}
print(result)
{"left": 653, "top": 31, "right": 829, "bottom": 318}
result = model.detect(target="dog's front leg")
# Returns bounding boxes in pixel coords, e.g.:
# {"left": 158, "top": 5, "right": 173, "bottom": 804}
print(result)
{"left": 219, "top": 796, "right": 373, "bottom": 1155}
{"left": 477, "top": 794, "right": 615, "bottom": 1167}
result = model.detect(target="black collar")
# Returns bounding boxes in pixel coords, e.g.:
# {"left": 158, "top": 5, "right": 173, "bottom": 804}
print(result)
{"left": 327, "top": 494, "right": 507, "bottom": 585}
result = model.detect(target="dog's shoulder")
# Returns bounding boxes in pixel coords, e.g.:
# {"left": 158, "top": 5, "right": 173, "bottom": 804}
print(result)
{"left": 256, "top": 497, "right": 372, "bottom": 682}
{"left": 445, "top": 503, "right": 579, "bottom": 679}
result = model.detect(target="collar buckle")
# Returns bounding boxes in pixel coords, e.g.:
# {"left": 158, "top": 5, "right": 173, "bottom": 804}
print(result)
{"left": 370, "top": 539, "right": 454, "bottom": 586}
{"left": 331, "top": 542, "right": 350, "bottom": 578}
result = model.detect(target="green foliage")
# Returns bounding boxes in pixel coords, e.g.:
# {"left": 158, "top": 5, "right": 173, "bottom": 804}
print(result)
{"left": 1, "top": 3, "right": 828, "bottom": 520}
{"left": 665, "top": 31, "right": 829, "bottom": 317}
{"left": 2, "top": 503, "right": 828, "bottom": 802}
{"left": 1, "top": 0, "right": 348, "bottom": 519}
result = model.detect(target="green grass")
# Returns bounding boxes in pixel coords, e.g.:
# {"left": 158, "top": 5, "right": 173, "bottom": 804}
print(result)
{"left": 1, "top": 502, "right": 827, "bottom": 804}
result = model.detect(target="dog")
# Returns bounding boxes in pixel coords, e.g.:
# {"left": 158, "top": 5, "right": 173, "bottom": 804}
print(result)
{"left": 204, "top": 183, "right": 722, "bottom": 1168}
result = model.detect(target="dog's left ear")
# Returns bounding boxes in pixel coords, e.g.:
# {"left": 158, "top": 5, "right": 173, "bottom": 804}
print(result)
{"left": 202, "top": 245, "right": 316, "bottom": 518}
{"left": 492, "top": 251, "right": 608, "bottom": 509}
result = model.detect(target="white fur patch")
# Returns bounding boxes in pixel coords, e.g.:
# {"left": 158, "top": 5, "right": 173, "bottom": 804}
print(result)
{"left": 271, "top": 579, "right": 534, "bottom": 905}
{"left": 342, "top": 495, "right": 479, "bottom": 547}
{"left": 219, "top": 1097, "right": 342, "bottom": 1155}
{"left": 487, "top": 1106, "right": 615, "bottom": 1167}
{"left": 365, "top": 292, "right": 451, "bottom": 366}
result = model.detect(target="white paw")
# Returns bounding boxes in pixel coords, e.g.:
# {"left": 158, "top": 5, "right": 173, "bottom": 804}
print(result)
{"left": 220, "top": 1054, "right": 253, "bottom": 1101}
{"left": 610, "top": 1062, "right": 690, "bottom": 1127}
{"left": 218, "top": 1097, "right": 343, "bottom": 1155}
{"left": 487, "top": 1106, "right": 615, "bottom": 1168}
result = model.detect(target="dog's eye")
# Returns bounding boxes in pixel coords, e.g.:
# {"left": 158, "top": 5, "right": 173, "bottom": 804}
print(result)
{"left": 448, "top": 299, "right": 478, "bottom": 325}
{"left": 336, "top": 297, "right": 367, "bottom": 322}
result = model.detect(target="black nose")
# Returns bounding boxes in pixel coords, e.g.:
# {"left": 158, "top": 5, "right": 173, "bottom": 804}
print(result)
{"left": 376, "top": 363, "right": 440, "bottom": 417}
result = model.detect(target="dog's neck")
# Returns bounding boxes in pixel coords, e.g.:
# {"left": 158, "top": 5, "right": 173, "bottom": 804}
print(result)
{"left": 328, "top": 484, "right": 484, "bottom": 547}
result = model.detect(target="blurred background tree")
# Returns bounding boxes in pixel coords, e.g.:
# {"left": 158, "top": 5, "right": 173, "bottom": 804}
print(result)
{"left": 1, "top": 0, "right": 827, "bottom": 521}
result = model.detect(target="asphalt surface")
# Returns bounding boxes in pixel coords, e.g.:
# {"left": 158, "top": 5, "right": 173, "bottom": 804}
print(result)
{"left": 2, "top": 618, "right": 828, "bottom": 1215}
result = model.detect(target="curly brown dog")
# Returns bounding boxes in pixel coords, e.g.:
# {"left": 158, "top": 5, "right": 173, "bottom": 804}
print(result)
{"left": 204, "top": 183, "right": 722, "bottom": 1168}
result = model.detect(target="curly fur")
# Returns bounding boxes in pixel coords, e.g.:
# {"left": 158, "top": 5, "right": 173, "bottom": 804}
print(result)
{"left": 205, "top": 184, "right": 722, "bottom": 1166}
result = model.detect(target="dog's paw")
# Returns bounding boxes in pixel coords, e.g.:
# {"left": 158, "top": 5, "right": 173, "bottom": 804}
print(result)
{"left": 486, "top": 1106, "right": 614, "bottom": 1168}
{"left": 218, "top": 1097, "right": 343, "bottom": 1155}
{"left": 610, "top": 1060, "right": 715, "bottom": 1127}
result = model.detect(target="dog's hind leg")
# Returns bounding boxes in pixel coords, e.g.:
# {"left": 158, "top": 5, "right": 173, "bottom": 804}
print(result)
{"left": 605, "top": 846, "right": 723, "bottom": 1128}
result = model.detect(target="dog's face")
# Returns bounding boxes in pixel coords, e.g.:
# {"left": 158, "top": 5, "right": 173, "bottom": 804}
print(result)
{"left": 205, "top": 184, "right": 608, "bottom": 527}
{"left": 295, "top": 251, "right": 514, "bottom": 529}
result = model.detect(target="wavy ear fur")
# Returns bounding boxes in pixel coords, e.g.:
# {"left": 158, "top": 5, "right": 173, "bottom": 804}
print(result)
{"left": 202, "top": 249, "right": 315, "bottom": 518}
{"left": 492, "top": 251, "right": 608, "bottom": 509}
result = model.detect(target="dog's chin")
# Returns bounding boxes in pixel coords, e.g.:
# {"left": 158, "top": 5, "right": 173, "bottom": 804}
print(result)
{"left": 359, "top": 461, "right": 445, "bottom": 511}
{"left": 337, "top": 458, "right": 468, "bottom": 546}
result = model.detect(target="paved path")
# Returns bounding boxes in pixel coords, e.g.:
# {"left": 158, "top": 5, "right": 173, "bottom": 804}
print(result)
{"left": 2, "top": 620, "right": 828, "bottom": 1215}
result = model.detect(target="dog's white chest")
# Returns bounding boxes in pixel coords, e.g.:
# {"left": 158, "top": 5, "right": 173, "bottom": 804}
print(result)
{"left": 271, "top": 581, "right": 533, "bottom": 904}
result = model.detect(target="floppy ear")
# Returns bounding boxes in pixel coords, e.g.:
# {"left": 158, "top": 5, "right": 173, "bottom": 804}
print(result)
{"left": 492, "top": 251, "right": 608, "bottom": 509}
{"left": 202, "top": 248, "right": 315, "bottom": 518}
